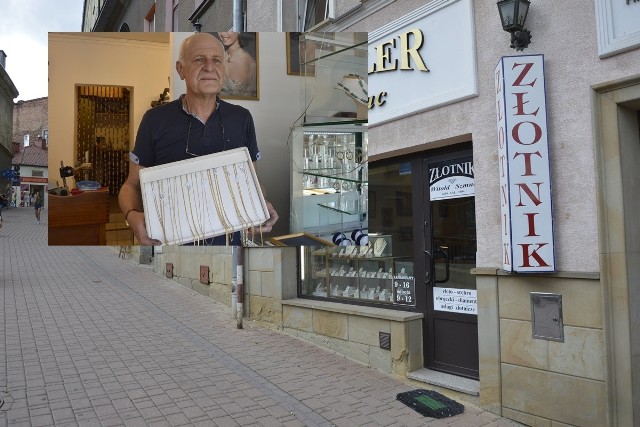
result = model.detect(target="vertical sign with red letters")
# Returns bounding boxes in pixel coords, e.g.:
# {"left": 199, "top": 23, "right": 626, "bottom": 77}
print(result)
{"left": 495, "top": 55, "right": 555, "bottom": 272}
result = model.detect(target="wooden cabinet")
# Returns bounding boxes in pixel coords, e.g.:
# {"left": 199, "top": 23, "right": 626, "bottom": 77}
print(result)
{"left": 48, "top": 190, "right": 110, "bottom": 245}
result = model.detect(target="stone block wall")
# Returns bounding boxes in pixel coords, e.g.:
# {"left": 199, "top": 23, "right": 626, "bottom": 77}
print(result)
{"left": 281, "top": 302, "right": 423, "bottom": 377}
{"left": 242, "top": 247, "right": 424, "bottom": 377}
{"left": 476, "top": 271, "right": 606, "bottom": 426}
{"left": 149, "top": 245, "right": 234, "bottom": 306}
{"left": 245, "top": 247, "right": 298, "bottom": 325}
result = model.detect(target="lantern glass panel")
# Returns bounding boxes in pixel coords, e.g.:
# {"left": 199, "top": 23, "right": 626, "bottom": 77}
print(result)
{"left": 498, "top": 0, "right": 517, "bottom": 30}
{"left": 516, "top": 0, "right": 530, "bottom": 27}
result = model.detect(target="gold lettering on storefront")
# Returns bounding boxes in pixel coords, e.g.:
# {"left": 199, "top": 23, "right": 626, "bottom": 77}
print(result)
{"left": 368, "top": 28, "right": 429, "bottom": 109}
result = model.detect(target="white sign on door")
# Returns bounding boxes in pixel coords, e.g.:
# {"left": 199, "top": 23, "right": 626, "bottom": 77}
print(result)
{"left": 433, "top": 287, "right": 477, "bottom": 315}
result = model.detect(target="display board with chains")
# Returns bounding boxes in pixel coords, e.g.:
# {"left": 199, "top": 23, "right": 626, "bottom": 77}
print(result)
{"left": 139, "top": 147, "right": 268, "bottom": 245}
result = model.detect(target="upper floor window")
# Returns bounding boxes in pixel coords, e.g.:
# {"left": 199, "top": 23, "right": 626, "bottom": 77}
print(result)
{"left": 23, "top": 134, "right": 29, "bottom": 147}
{"left": 300, "top": 0, "right": 334, "bottom": 31}
{"left": 145, "top": 3, "right": 156, "bottom": 32}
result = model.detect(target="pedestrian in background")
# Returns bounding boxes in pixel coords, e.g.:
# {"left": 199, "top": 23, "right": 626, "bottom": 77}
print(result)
{"left": 34, "top": 192, "right": 42, "bottom": 223}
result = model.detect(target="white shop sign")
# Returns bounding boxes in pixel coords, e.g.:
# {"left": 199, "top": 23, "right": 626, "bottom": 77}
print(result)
{"left": 429, "top": 158, "right": 474, "bottom": 201}
{"left": 433, "top": 287, "right": 477, "bottom": 315}
{"left": 495, "top": 55, "right": 555, "bottom": 273}
{"left": 368, "top": 0, "right": 477, "bottom": 126}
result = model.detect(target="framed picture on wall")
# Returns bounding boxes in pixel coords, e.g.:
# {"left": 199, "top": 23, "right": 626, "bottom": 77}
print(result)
{"left": 286, "top": 32, "right": 315, "bottom": 76}
{"left": 214, "top": 32, "right": 259, "bottom": 100}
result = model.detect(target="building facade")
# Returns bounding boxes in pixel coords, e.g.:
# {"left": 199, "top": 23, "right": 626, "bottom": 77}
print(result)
{"left": 83, "top": 0, "right": 240, "bottom": 32}
{"left": 302, "top": 1, "right": 639, "bottom": 426}
{"left": 12, "top": 97, "right": 49, "bottom": 207}
{"left": 0, "top": 50, "right": 19, "bottom": 197}
{"left": 81, "top": 1, "right": 640, "bottom": 425}
{"left": 81, "top": 0, "right": 368, "bottom": 33}
{"left": 11, "top": 142, "right": 49, "bottom": 208}
{"left": 13, "top": 97, "right": 48, "bottom": 155}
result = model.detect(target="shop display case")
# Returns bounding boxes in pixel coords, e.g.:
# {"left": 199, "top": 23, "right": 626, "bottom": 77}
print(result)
{"left": 290, "top": 32, "right": 369, "bottom": 240}
{"left": 299, "top": 236, "right": 416, "bottom": 306}
{"left": 290, "top": 126, "right": 367, "bottom": 239}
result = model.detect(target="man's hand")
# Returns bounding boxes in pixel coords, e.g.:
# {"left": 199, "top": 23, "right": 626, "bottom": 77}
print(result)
{"left": 127, "top": 210, "right": 162, "bottom": 246}
{"left": 252, "top": 200, "right": 278, "bottom": 233}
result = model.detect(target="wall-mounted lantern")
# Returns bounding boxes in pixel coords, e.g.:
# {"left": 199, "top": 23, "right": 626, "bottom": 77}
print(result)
{"left": 497, "top": 0, "right": 532, "bottom": 51}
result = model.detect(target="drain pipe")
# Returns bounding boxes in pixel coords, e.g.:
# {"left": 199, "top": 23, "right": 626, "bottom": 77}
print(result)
{"left": 231, "top": 246, "right": 238, "bottom": 320}
{"left": 232, "top": 0, "right": 244, "bottom": 31}
{"left": 231, "top": 246, "right": 244, "bottom": 329}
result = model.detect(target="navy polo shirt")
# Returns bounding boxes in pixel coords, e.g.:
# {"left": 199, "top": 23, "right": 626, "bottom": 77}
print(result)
{"left": 132, "top": 95, "right": 260, "bottom": 246}
{"left": 132, "top": 95, "right": 260, "bottom": 167}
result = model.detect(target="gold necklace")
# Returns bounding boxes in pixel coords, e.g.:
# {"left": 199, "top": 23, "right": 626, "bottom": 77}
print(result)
{"left": 235, "top": 163, "right": 255, "bottom": 218}
{"left": 180, "top": 174, "right": 201, "bottom": 244}
{"left": 238, "top": 163, "right": 263, "bottom": 244}
{"left": 233, "top": 163, "right": 257, "bottom": 244}
{"left": 207, "top": 168, "right": 227, "bottom": 243}
{"left": 223, "top": 165, "right": 252, "bottom": 245}
{"left": 213, "top": 168, "right": 233, "bottom": 246}
{"left": 150, "top": 181, "right": 168, "bottom": 244}
{"left": 226, "top": 165, "right": 251, "bottom": 226}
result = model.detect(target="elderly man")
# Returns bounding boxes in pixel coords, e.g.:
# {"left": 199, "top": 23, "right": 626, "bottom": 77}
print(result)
{"left": 118, "top": 32, "right": 278, "bottom": 246}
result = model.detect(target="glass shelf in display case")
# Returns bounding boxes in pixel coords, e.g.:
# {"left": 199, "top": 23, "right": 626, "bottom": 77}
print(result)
{"left": 299, "top": 32, "right": 368, "bottom": 125}
{"left": 290, "top": 125, "right": 368, "bottom": 239}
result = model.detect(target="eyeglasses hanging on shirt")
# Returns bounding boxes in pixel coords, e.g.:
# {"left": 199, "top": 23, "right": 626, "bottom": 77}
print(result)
{"left": 185, "top": 106, "right": 227, "bottom": 157}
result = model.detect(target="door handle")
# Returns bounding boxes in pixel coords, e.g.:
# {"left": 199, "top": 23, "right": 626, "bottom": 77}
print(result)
{"left": 423, "top": 250, "right": 431, "bottom": 282}
{"left": 434, "top": 247, "right": 450, "bottom": 284}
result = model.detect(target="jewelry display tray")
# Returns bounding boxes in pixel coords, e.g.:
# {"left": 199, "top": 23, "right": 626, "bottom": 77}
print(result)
{"left": 139, "top": 147, "right": 268, "bottom": 245}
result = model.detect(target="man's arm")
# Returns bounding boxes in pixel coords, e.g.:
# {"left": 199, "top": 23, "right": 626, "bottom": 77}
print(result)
{"left": 253, "top": 161, "right": 278, "bottom": 233}
{"left": 118, "top": 161, "right": 162, "bottom": 246}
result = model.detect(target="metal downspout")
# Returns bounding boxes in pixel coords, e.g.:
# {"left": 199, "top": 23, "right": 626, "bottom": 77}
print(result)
{"left": 231, "top": 246, "right": 244, "bottom": 329}
{"left": 232, "top": 0, "right": 244, "bottom": 31}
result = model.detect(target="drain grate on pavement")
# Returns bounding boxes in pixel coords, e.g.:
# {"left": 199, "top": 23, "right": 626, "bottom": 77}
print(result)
{"left": 396, "top": 389, "right": 464, "bottom": 419}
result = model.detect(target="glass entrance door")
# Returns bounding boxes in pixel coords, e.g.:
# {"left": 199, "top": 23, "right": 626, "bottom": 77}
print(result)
{"left": 423, "top": 152, "right": 478, "bottom": 379}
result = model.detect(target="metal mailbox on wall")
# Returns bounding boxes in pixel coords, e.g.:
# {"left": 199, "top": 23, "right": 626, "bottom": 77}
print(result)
{"left": 495, "top": 54, "right": 555, "bottom": 273}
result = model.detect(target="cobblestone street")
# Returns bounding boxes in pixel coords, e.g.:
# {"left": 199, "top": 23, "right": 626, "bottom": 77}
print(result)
{"left": 0, "top": 206, "right": 521, "bottom": 426}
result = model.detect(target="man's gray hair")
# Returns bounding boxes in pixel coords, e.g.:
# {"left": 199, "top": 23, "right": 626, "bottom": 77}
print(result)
{"left": 177, "top": 33, "right": 226, "bottom": 65}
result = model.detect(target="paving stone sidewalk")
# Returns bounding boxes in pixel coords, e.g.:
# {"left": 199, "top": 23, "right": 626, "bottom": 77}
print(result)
{"left": 0, "top": 206, "right": 522, "bottom": 426}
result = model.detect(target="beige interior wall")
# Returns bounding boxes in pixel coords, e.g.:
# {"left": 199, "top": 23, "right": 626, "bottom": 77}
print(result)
{"left": 48, "top": 33, "right": 170, "bottom": 186}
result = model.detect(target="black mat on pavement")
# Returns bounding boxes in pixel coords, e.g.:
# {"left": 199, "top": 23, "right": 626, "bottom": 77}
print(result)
{"left": 396, "top": 389, "right": 465, "bottom": 418}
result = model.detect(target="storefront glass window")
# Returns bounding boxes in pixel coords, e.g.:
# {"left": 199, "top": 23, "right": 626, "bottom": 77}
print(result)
{"left": 368, "top": 161, "right": 413, "bottom": 259}
{"left": 298, "top": 158, "right": 416, "bottom": 308}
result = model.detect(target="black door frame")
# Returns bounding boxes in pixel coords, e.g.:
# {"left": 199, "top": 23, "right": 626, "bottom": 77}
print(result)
{"left": 412, "top": 143, "right": 478, "bottom": 379}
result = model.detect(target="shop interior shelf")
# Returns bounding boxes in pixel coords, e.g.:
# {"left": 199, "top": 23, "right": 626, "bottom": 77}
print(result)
{"left": 301, "top": 119, "right": 367, "bottom": 127}
{"left": 300, "top": 34, "right": 367, "bottom": 67}
{"left": 317, "top": 201, "right": 363, "bottom": 215}
{"left": 300, "top": 169, "right": 366, "bottom": 184}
